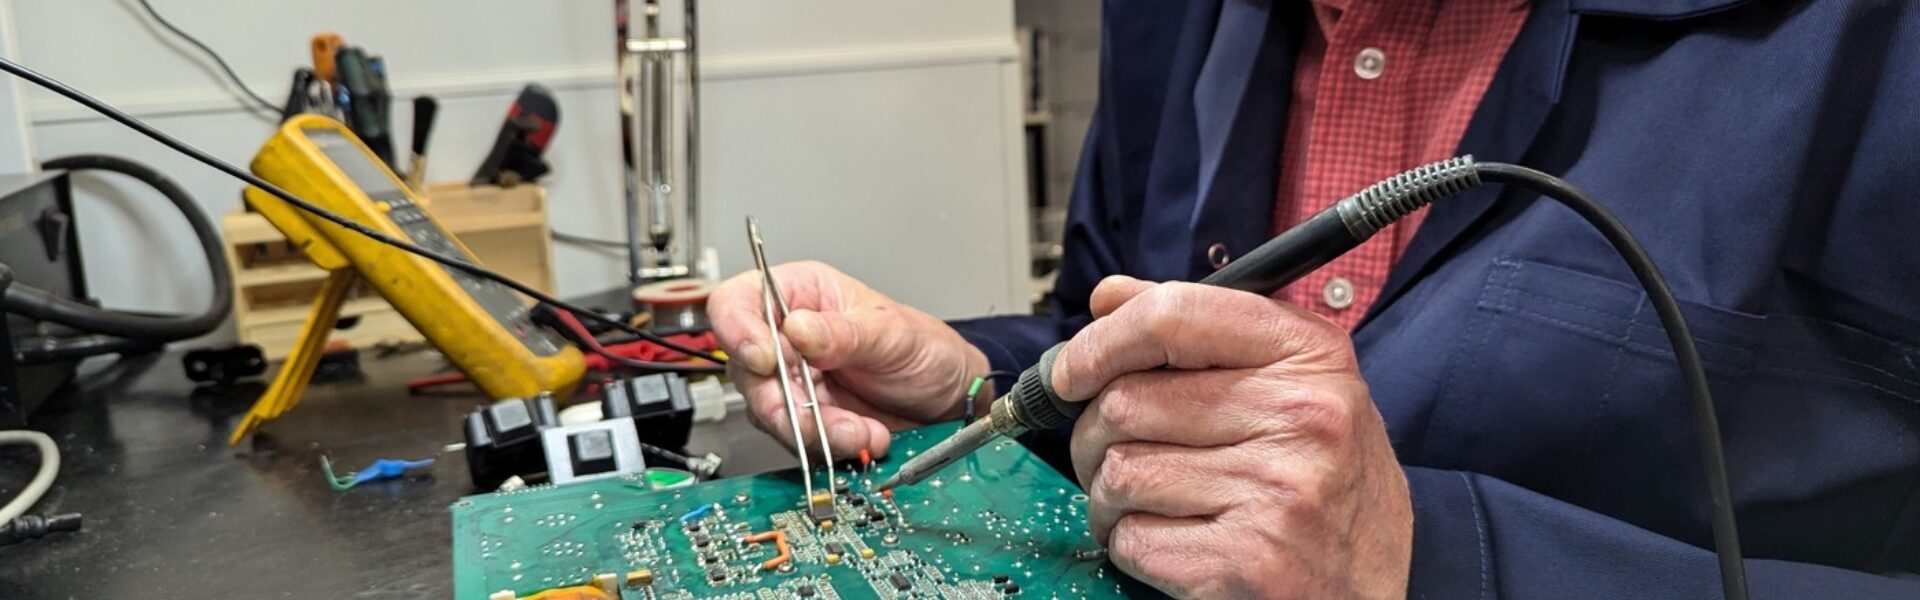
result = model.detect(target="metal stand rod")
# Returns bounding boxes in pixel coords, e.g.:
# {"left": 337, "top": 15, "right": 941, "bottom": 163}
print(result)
{"left": 615, "top": 0, "right": 700, "bottom": 284}
{"left": 683, "top": 0, "right": 701, "bottom": 276}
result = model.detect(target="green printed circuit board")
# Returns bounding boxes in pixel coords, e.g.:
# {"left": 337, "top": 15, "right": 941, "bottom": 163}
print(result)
{"left": 452, "top": 422, "right": 1164, "bottom": 599}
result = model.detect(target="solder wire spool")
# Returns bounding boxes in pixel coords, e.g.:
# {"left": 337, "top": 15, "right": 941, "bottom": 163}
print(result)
{"left": 631, "top": 278, "right": 714, "bottom": 331}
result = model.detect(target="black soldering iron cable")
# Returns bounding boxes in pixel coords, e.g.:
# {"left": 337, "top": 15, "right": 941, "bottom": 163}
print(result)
{"left": 0, "top": 56, "right": 724, "bottom": 367}
{"left": 1476, "top": 162, "right": 1745, "bottom": 599}
{"left": 976, "top": 157, "right": 1747, "bottom": 600}
{"left": 1257, "top": 159, "right": 1747, "bottom": 599}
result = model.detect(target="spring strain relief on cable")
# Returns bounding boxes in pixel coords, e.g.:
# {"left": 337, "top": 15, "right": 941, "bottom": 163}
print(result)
{"left": 1343, "top": 155, "right": 1481, "bottom": 237}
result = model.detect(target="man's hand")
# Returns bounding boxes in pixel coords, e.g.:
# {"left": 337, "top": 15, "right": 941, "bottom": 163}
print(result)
{"left": 709, "top": 261, "right": 989, "bottom": 459}
{"left": 1060, "top": 276, "right": 1412, "bottom": 599}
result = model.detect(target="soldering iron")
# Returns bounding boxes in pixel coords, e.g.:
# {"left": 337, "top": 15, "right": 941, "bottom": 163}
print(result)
{"left": 877, "top": 157, "right": 1482, "bottom": 491}
{"left": 877, "top": 156, "right": 1751, "bottom": 600}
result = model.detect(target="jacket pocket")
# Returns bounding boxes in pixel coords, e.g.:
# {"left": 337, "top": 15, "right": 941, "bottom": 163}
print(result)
{"left": 1426, "top": 256, "right": 1920, "bottom": 568}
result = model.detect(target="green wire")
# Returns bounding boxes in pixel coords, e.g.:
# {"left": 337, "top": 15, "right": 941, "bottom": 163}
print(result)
{"left": 319, "top": 456, "right": 357, "bottom": 491}
{"left": 963, "top": 376, "right": 988, "bottom": 423}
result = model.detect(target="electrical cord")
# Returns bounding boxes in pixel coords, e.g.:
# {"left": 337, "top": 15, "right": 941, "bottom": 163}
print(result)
{"left": 0, "top": 154, "right": 233, "bottom": 348}
{"left": 131, "top": 0, "right": 279, "bottom": 116}
{"left": 0, "top": 56, "right": 724, "bottom": 367}
{"left": 0, "top": 430, "right": 58, "bottom": 523}
{"left": 0, "top": 513, "right": 82, "bottom": 547}
{"left": 961, "top": 371, "right": 1020, "bottom": 423}
{"left": 1475, "top": 162, "right": 1747, "bottom": 600}
{"left": 550, "top": 230, "right": 631, "bottom": 249}
{"left": 548, "top": 306, "right": 723, "bottom": 373}
{"left": 13, "top": 334, "right": 161, "bottom": 365}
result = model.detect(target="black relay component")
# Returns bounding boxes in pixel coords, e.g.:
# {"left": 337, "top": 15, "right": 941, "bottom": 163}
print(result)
{"left": 459, "top": 373, "right": 699, "bottom": 489}
{"left": 461, "top": 395, "right": 559, "bottom": 489}
{"left": 601, "top": 371, "right": 694, "bottom": 449}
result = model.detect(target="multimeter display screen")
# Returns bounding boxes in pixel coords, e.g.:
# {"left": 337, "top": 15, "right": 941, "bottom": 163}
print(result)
{"left": 308, "top": 129, "right": 405, "bottom": 199}
{"left": 301, "top": 127, "right": 564, "bottom": 358}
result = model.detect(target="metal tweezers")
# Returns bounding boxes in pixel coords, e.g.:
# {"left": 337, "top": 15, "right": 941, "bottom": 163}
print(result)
{"left": 747, "top": 217, "right": 838, "bottom": 506}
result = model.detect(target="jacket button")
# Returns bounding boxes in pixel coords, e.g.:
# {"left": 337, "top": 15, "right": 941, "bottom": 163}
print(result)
{"left": 1206, "top": 243, "right": 1231, "bottom": 269}
{"left": 1322, "top": 277, "right": 1356, "bottom": 310}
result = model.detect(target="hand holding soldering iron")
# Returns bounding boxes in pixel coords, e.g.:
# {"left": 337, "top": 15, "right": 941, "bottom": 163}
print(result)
{"left": 1055, "top": 275, "right": 1411, "bottom": 599}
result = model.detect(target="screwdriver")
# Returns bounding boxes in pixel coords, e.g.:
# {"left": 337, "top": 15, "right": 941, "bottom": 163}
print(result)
{"left": 877, "top": 157, "right": 1481, "bottom": 491}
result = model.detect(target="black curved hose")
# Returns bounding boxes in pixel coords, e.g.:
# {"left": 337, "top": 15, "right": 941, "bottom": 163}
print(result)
{"left": 1, "top": 155, "right": 232, "bottom": 342}
{"left": 1477, "top": 162, "right": 1747, "bottom": 600}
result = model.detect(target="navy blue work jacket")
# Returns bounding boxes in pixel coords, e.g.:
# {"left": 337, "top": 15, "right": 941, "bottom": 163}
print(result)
{"left": 951, "top": 0, "right": 1920, "bottom": 596}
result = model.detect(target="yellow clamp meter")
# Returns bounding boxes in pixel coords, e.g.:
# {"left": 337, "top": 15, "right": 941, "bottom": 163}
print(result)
{"left": 231, "top": 114, "right": 584, "bottom": 444}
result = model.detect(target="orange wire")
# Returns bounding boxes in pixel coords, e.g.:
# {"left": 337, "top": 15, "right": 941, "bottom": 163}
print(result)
{"left": 744, "top": 531, "right": 791, "bottom": 571}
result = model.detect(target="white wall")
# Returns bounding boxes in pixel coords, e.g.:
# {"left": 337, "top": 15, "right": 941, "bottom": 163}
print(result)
{"left": 0, "top": 0, "right": 35, "bottom": 174}
{"left": 2, "top": 0, "right": 1028, "bottom": 344}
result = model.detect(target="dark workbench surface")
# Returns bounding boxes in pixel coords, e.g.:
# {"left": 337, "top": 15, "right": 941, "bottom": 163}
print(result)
{"left": 0, "top": 349, "right": 791, "bottom": 598}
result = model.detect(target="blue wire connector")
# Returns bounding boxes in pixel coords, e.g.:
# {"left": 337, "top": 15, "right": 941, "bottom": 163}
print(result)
{"left": 321, "top": 456, "right": 435, "bottom": 491}
{"left": 678, "top": 503, "right": 716, "bottom": 523}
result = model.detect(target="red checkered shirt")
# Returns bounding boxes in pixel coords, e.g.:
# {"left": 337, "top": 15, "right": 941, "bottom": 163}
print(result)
{"left": 1271, "top": 0, "right": 1531, "bottom": 329}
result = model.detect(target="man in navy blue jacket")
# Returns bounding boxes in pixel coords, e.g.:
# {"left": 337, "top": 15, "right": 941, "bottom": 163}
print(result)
{"left": 711, "top": 0, "right": 1920, "bottom": 597}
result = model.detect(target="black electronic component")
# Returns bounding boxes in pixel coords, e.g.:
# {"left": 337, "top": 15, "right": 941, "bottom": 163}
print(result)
{"left": 824, "top": 542, "right": 845, "bottom": 556}
{"left": 461, "top": 396, "right": 559, "bottom": 489}
{"left": 540, "top": 419, "right": 646, "bottom": 484}
{"left": 0, "top": 172, "right": 82, "bottom": 426}
{"left": 459, "top": 373, "right": 701, "bottom": 489}
{"left": 601, "top": 372, "right": 694, "bottom": 450}
{"left": 849, "top": 495, "right": 866, "bottom": 507}
{"left": 181, "top": 345, "right": 267, "bottom": 384}
{"left": 1003, "top": 583, "right": 1021, "bottom": 595}
{"left": 888, "top": 572, "right": 912, "bottom": 591}
{"left": 569, "top": 429, "right": 617, "bottom": 476}
{"left": 992, "top": 574, "right": 1010, "bottom": 585}
{"left": 796, "top": 584, "right": 817, "bottom": 598}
